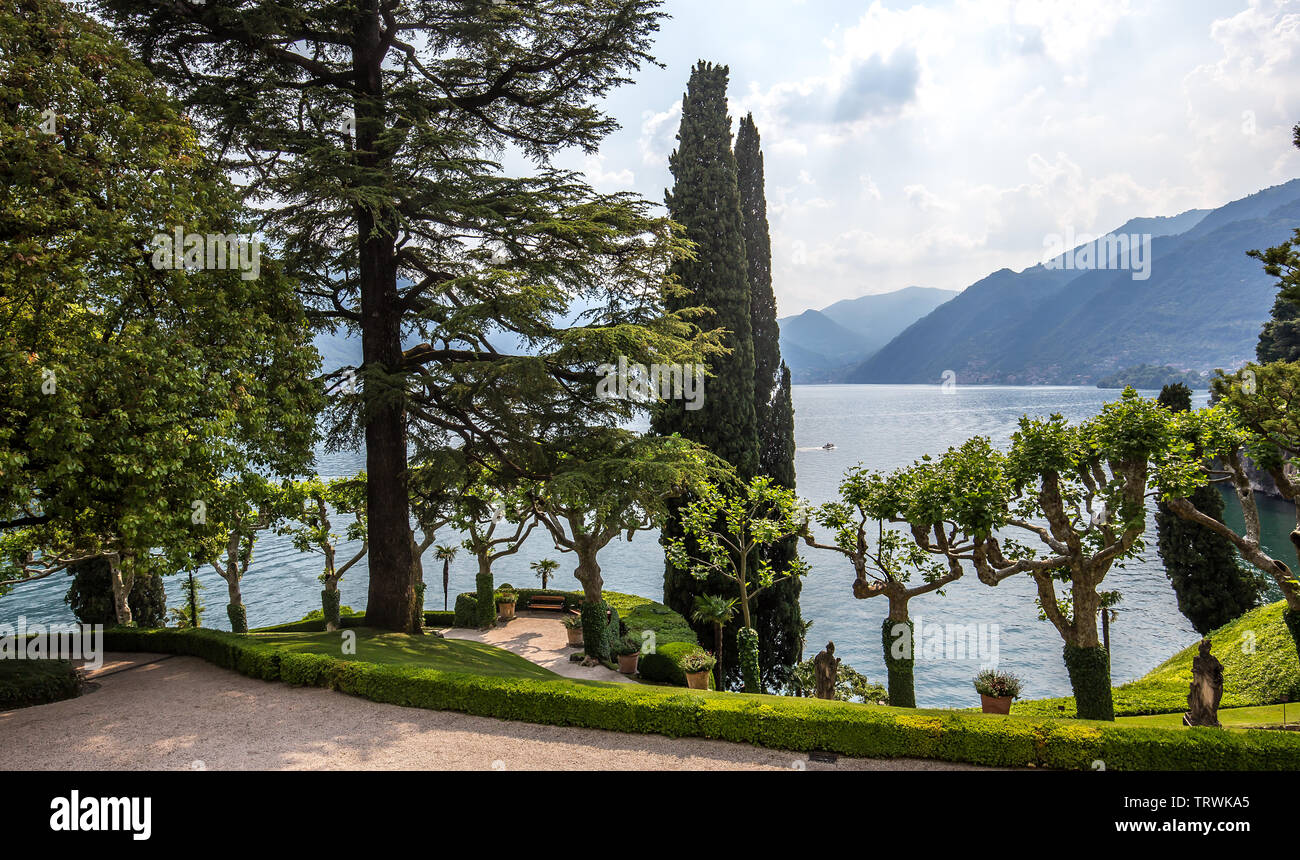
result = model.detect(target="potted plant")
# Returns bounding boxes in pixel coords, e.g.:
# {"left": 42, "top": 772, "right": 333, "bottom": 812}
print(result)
{"left": 562, "top": 614, "right": 583, "bottom": 647}
{"left": 973, "top": 668, "right": 1022, "bottom": 715}
{"left": 681, "top": 649, "right": 716, "bottom": 690}
{"left": 614, "top": 635, "right": 642, "bottom": 675}
{"left": 495, "top": 586, "right": 517, "bottom": 621}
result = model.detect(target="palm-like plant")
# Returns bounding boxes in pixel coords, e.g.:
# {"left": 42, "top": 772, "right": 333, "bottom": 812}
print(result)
{"left": 530, "top": 558, "right": 559, "bottom": 590}
{"left": 434, "top": 544, "right": 458, "bottom": 611}
{"left": 692, "top": 594, "right": 737, "bottom": 689}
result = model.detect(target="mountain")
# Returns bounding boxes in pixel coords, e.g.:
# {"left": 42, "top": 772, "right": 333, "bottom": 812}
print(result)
{"left": 848, "top": 180, "right": 1300, "bottom": 384}
{"left": 778, "top": 286, "right": 958, "bottom": 382}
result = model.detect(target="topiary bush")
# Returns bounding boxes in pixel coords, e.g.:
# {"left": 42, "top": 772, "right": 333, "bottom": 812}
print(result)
{"left": 227, "top": 603, "right": 248, "bottom": 634}
{"left": 1063, "top": 644, "right": 1113, "bottom": 721}
{"left": 882, "top": 618, "right": 915, "bottom": 708}
{"left": 0, "top": 659, "right": 82, "bottom": 710}
{"left": 474, "top": 572, "right": 494, "bottom": 628}
{"left": 737, "top": 626, "right": 761, "bottom": 693}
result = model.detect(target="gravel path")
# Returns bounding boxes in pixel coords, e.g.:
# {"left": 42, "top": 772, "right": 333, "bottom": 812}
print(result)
{"left": 0, "top": 654, "right": 993, "bottom": 771}
{"left": 439, "top": 612, "right": 636, "bottom": 683}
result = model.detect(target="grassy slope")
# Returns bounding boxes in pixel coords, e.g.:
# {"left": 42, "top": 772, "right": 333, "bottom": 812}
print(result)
{"left": 250, "top": 628, "right": 561, "bottom": 680}
{"left": 1118, "top": 703, "right": 1300, "bottom": 730}
{"left": 1013, "top": 601, "right": 1300, "bottom": 718}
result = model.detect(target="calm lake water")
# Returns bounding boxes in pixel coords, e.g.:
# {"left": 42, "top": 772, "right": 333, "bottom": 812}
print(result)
{"left": 6, "top": 385, "right": 1289, "bottom": 707}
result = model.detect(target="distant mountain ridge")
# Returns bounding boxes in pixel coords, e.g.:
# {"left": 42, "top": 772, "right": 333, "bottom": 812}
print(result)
{"left": 778, "top": 286, "right": 958, "bottom": 383}
{"left": 847, "top": 179, "right": 1300, "bottom": 385}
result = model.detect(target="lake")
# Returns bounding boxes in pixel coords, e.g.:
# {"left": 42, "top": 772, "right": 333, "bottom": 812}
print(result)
{"left": 5, "top": 384, "right": 1290, "bottom": 707}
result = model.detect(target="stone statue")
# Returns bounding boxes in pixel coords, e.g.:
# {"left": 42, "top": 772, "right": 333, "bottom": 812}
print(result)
{"left": 813, "top": 641, "right": 840, "bottom": 700}
{"left": 1183, "top": 638, "right": 1224, "bottom": 728}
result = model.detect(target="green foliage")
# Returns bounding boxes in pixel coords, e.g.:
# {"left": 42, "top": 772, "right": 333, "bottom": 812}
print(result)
{"left": 1063, "top": 645, "right": 1114, "bottom": 721}
{"left": 101, "top": 0, "right": 696, "bottom": 633}
{"left": 0, "top": 659, "right": 80, "bottom": 710}
{"left": 320, "top": 588, "right": 341, "bottom": 631}
{"left": 530, "top": 559, "right": 559, "bottom": 590}
{"left": 1157, "top": 383, "right": 1194, "bottom": 412}
{"left": 475, "top": 572, "right": 495, "bottom": 629}
{"left": 737, "top": 114, "right": 804, "bottom": 684}
{"left": 882, "top": 618, "right": 917, "bottom": 708}
{"left": 736, "top": 626, "right": 761, "bottom": 693}
{"left": 64, "top": 557, "right": 166, "bottom": 628}
{"left": 1016, "top": 600, "right": 1300, "bottom": 718}
{"left": 679, "top": 649, "right": 717, "bottom": 673}
{"left": 101, "top": 627, "right": 1300, "bottom": 771}
{"left": 227, "top": 603, "right": 248, "bottom": 635}
{"left": 1253, "top": 218, "right": 1300, "bottom": 362}
{"left": 1156, "top": 484, "right": 1262, "bottom": 634}
{"left": 581, "top": 600, "right": 611, "bottom": 661}
{"left": 656, "top": 62, "right": 768, "bottom": 687}
{"left": 169, "top": 572, "right": 204, "bottom": 629}
{"left": 973, "top": 669, "right": 1023, "bottom": 699}
{"left": 0, "top": 0, "right": 320, "bottom": 608}
{"left": 787, "top": 658, "right": 888, "bottom": 704}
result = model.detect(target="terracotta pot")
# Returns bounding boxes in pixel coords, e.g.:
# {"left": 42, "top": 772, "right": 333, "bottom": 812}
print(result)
{"left": 565, "top": 626, "right": 583, "bottom": 647}
{"left": 685, "top": 670, "right": 710, "bottom": 690}
{"left": 617, "top": 652, "right": 639, "bottom": 674}
{"left": 980, "top": 693, "right": 1013, "bottom": 715}
{"left": 497, "top": 600, "right": 516, "bottom": 620}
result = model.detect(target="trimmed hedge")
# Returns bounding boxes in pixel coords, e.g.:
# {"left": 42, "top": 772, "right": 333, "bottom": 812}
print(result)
{"left": 0, "top": 659, "right": 81, "bottom": 710}
{"left": 253, "top": 610, "right": 457, "bottom": 635}
{"left": 99, "top": 627, "right": 1300, "bottom": 770}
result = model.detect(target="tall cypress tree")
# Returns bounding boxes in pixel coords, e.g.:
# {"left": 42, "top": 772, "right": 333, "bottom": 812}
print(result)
{"left": 1154, "top": 383, "right": 1262, "bottom": 633}
{"left": 735, "top": 114, "right": 804, "bottom": 683}
{"left": 654, "top": 62, "right": 759, "bottom": 682}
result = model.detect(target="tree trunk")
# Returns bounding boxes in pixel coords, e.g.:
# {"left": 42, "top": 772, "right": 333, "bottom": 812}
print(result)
{"left": 442, "top": 560, "right": 450, "bottom": 611}
{"left": 409, "top": 531, "right": 425, "bottom": 634}
{"left": 322, "top": 579, "right": 342, "bottom": 632}
{"left": 1063, "top": 643, "right": 1113, "bottom": 720}
{"left": 575, "top": 547, "right": 608, "bottom": 660}
{"left": 225, "top": 574, "right": 247, "bottom": 634}
{"left": 106, "top": 554, "right": 133, "bottom": 627}
{"left": 474, "top": 554, "right": 495, "bottom": 628}
{"left": 881, "top": 593, "right": 916, "bottom": 708}
{"left": 355, "top": 0, "right": 415, "bottom": 634}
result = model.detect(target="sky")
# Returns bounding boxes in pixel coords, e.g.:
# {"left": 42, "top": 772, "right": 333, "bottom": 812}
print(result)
{"left": 546, "top": 0, "right": 1300, "bottom": 316}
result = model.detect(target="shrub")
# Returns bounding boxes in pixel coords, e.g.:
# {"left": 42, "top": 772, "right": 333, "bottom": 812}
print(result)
{"left": 974, "top": 669, "right": 1023, "bottom": 700}
{"left": 613, "top": 635, "right": 641, "bottom": 657}
{"left": 562, "top": 615, "right": 583, "bottom": 630}
{"left": 680, "top": 649, "right": 716, "bottom": 673}
{"left": 0, "top": 659, "right": 81, "bottom": 710}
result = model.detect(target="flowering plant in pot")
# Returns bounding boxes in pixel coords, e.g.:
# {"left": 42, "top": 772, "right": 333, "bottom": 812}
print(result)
{"left": 614, "top": 635, "right": 642, "bottom": 674}
{"left": 562, "top": 613, "right": 583, "bottom": 647}
{"left": 973, "top": 668, "right": 1022, "bottom": 714}
{"left": 495, "top": 586, "right": 518, "bottom": 620}
{"left": 680, "top": 649, "right": 716, "bottom": 690}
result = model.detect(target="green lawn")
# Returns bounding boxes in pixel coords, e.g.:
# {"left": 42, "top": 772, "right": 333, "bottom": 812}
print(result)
{"left": 1011, "top": 600, "right": 1300, "bottom": 718}
{"left": 249, "top": 628, "right": 561, "bottom": 680}
{"left": 1117, "top": 703, "right": 1300, "bottom": 730}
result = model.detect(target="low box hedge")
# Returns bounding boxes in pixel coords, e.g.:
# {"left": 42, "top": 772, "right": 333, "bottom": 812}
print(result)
{"left": 100, "top": 627, "right": 1300, "bottom": 770}
{"left": 0, "top": 658, "right": 82, "bottom": 710}
{"left": 253, "top": 610, "right": 458, "bottom": 634}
